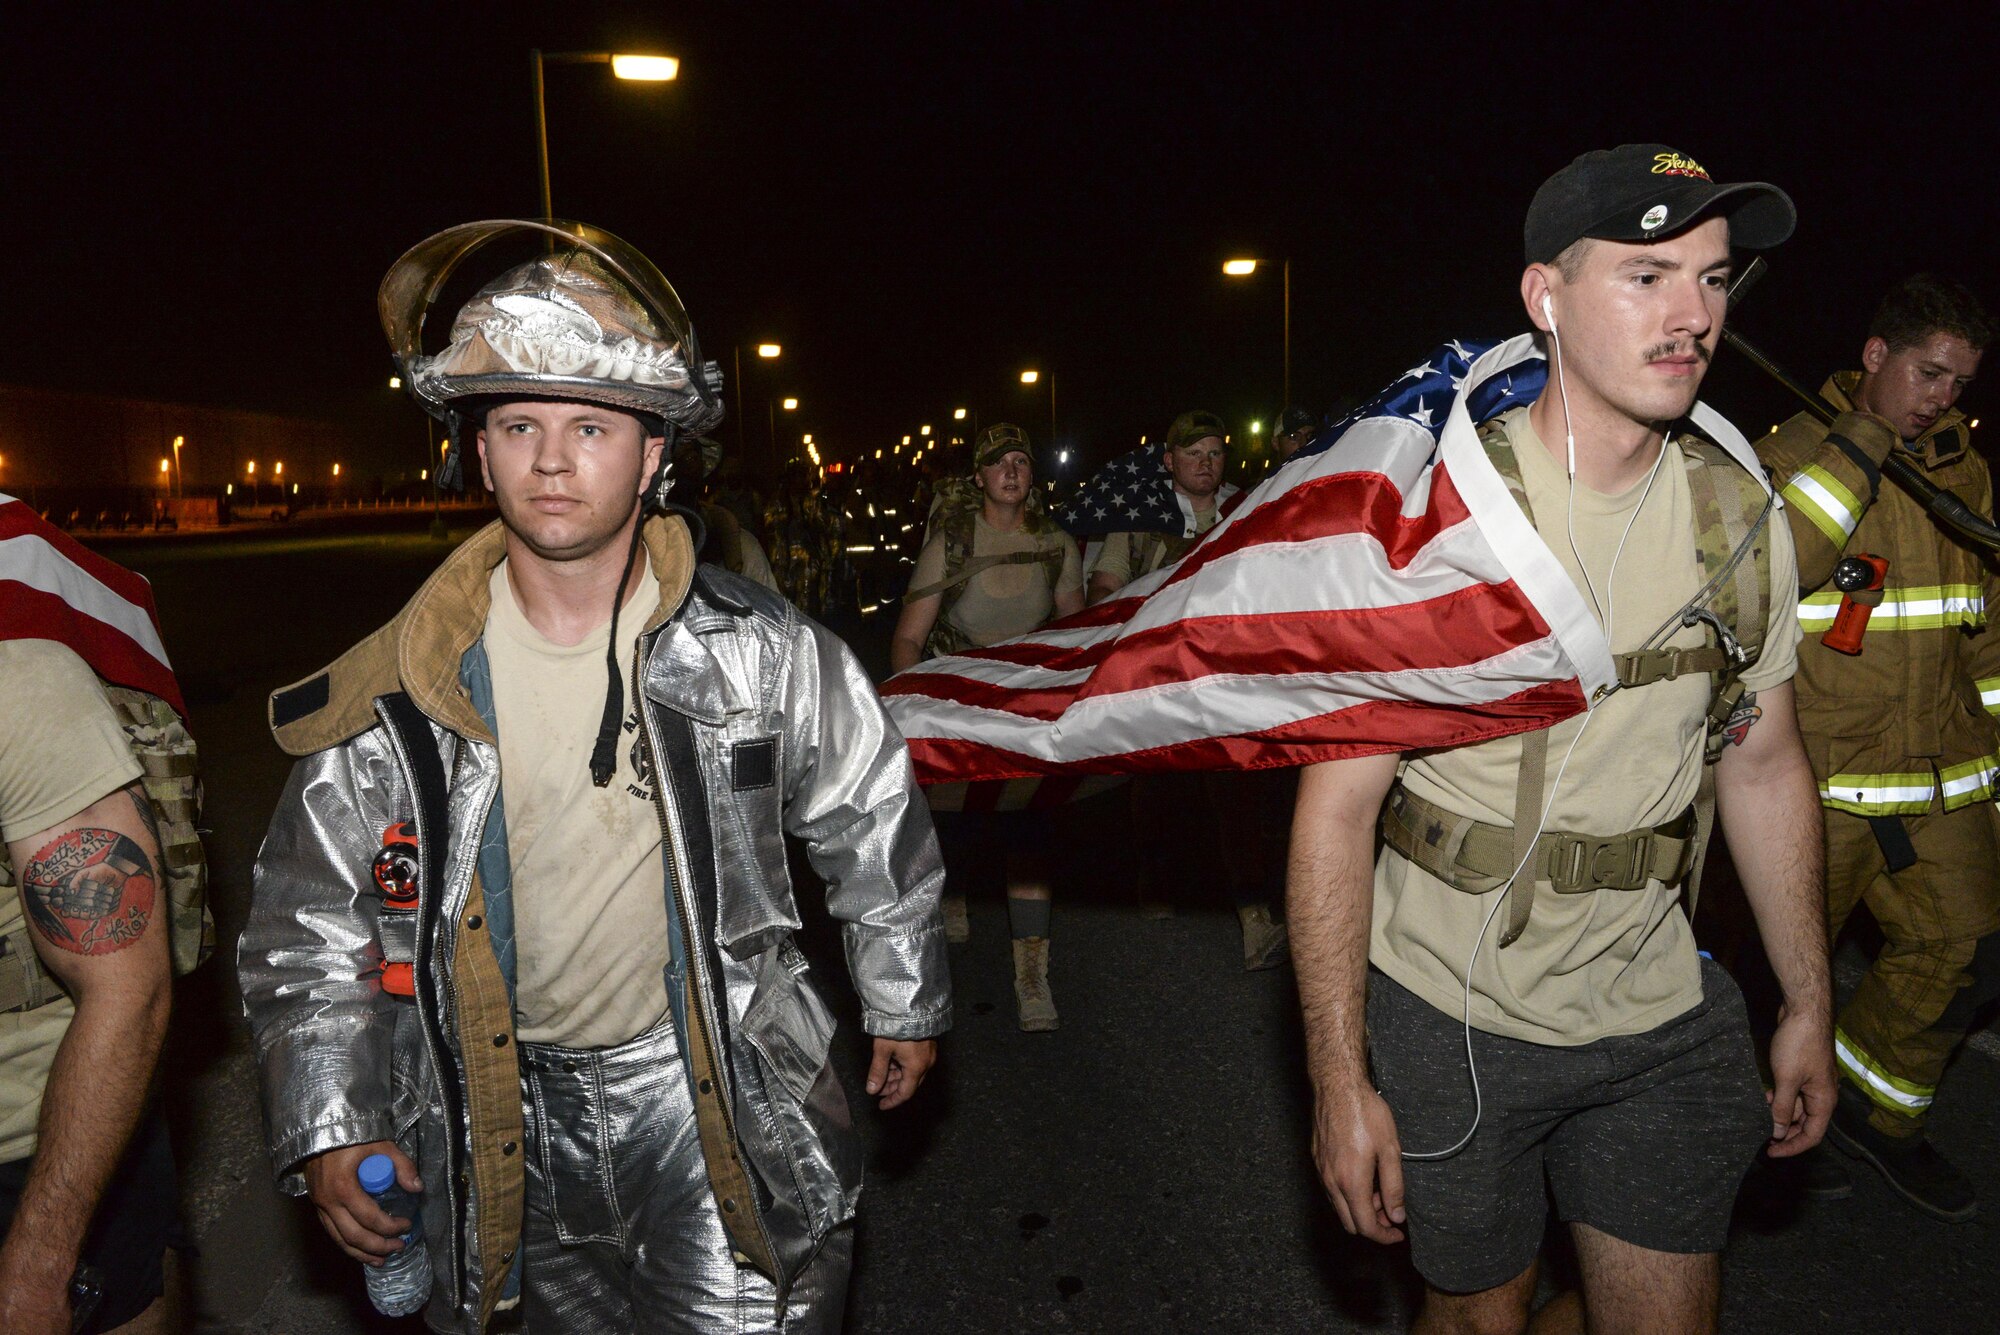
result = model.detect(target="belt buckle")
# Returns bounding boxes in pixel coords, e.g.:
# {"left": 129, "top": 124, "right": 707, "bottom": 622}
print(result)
{"left": 1547, "top": 832, "right": 1647, "bottom": 892}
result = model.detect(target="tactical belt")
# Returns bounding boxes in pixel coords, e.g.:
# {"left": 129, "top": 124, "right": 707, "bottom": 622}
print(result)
{"left": 0, "top": 927, "right": 65, "bottom": 1014}
{"left": 1382, "top": 783, "right": 1699, "bottom": 945}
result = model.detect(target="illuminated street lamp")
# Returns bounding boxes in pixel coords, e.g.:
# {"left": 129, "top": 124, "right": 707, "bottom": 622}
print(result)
{"left": 1019, "top": 369, "right": 1057, "bottom": 450}
{"left": 1222, "top": 255, "right": 1293, "bottom": 407}
{"left": 733, "top": 342, "right": 785, "bottom": 476}
{"left": 389, "top": 375, "right": 402, "bottom": 390}
{"left": 274, "top": 461, "right": 284, "bottom": 478}
{"left": 532, "top": 48, "right": 679, "bottom": 222}
{"left": 953, "top": 407, "right": 967, "bottom": 420}
{"left": 170, "top": 434, "right": 184, "bottom": 499}
{"left": 782, "top": 397, "right": 799, "bottom": 411}
{"left": 901, "top": 435, "right": 911, "bottom": 446}
{"left": 332, "top": 463, "right": 343, "bottom": 478}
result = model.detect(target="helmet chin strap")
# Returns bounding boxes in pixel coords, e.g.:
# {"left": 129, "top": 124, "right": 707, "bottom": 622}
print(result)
{"left": 587, "top": 423, "right": 711, "bottom": 787}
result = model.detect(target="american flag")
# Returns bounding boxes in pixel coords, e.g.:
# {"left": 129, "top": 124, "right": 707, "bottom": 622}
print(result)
{"left": 1057, "top": 443, "right": 1239, "bottom": 538}
{"left": 0, "top": 494, "right": 187, "bottom": 719}
{"left": 882, "top": 335, "right": 1763, "bottom": 801}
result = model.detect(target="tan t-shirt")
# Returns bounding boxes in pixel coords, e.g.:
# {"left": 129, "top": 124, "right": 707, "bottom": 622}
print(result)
{"left": 0, "top": 640, "right": 144, "bottom": 1161}
{"left": 485, "top": 561, "right": 673, "bottom": 1050}
{"left": 1371, "top": 407, "right": 1801, "bottom": 1045}
{"left": 907, "top": 515, "right": 1083, "bottom": 648}
{"left": 1090, "top": 505, "right": 1222, "bottom": 589}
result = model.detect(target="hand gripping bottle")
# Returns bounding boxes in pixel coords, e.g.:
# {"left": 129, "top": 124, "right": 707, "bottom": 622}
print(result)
{"left": 1823, "top": 554, "right": 1889, "bottom": 656}
{"left": 357, "top": 1152, "right": 432, "bottom": 1316}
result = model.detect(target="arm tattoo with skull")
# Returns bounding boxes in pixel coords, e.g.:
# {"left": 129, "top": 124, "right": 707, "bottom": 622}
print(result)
{"left": 22, "top": 822, "right": 159, "bottom": 957}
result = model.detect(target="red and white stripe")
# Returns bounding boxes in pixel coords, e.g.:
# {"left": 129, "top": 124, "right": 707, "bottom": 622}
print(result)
{"left": 0, "top": 495, "right": 186, "bottom": 719}
{"left": 885, "top": 336, "right": 1760, "bottom": 796}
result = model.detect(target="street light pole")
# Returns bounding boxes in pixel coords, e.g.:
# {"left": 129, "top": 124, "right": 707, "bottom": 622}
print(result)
{"left": 1282, "top": 259, "right": 1292, "bottom": 409}
{"left": 529, "top": 49, "right": 678, "bottom": 223}
{"left": 1224, "top": 255, "right": 1292, "bottom": 409}
{"left": 531, "top": 49, "right": 553, "bottom": 223}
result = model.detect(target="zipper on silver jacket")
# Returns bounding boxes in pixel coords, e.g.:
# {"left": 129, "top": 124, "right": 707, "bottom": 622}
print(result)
{"left": 630, "top": 639, "right": 782, "bottom": 1278}
{"left": 375, "top": 708, "right": 468, "bottom": 1315}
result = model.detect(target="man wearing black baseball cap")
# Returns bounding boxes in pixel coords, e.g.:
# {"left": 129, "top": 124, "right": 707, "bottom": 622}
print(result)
{"left": 1289, "top": 146, "right": 1836, "bottom": 1334}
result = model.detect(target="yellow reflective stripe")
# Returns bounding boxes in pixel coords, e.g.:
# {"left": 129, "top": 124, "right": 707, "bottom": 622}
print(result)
{"left": 1978, "top": 675, "right": 2000, "bottom": 716}
{"left": 1939, "top": 754, "right": 2000, "bottom": 810}
{"left": 1797, "top": 584, "right": 1986, "bottom": 632}
{"left": 1819, "top": 770, "right": 1936, "bottom": 816}
{"left": 1782, "top": 464, "right": 1862, "bottom": 545}
{"left": 1835, "top": 1028, "right": 1934, "bottom": 1111}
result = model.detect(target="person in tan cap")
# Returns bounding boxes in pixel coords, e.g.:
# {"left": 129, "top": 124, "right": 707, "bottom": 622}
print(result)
{"left": 893, "top": 424, "right": 1082, "bottom": 1029}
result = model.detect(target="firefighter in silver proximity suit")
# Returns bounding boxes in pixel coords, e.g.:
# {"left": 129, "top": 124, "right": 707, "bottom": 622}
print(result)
{"left": 238, "top": 220, "right": 951, "bottom": 1333}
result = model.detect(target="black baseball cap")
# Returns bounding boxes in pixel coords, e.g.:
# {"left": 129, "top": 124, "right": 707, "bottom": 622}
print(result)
{"left": 1275, "top": 406, "right": 1316, "bottom": 436}
{"left": 1524, "top": 144, "right": 1795, "bottom": 265}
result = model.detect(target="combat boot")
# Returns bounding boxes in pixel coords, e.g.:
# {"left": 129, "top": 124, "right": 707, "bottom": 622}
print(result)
{"left": 1012, "top": 936, "right": 1058, "bottom": 1032}
{"left": 1238, "top": 903, "right": 1289, "bottom": 971}
{"left": 942, "top": 893, "right": 970, "bottom": 944}
{"left": 1828, "top": 1085, "right": 1976, "bottom": 1222}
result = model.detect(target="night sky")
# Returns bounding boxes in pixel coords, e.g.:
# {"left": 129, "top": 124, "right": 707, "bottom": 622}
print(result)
{"left": 10, "top": 4, "right": 1999, "bottom": 479}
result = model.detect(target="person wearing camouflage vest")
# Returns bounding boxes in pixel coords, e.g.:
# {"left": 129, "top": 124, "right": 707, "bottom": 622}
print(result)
{"left": 0, "top": 638, "right": 204, "bottom": 1335}
{"left": 1757, "top": 275, "right": 2000, "bottom": 1221}
{"left": 1084, "top": 409, "right": 1240, "bottom": 605}
{"left": 892, "top": 425, "right": 1082, "bottom": 1029}
{"left": 1288, "top": 145, "right": 1834, "bottom": 1335}
{"left": 1083, "top": 412, "right": 1287, "bottom": 968}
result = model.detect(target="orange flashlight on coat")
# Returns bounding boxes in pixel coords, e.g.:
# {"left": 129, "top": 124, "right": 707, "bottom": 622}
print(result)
{"left": 1823, "top": 554, "right": 1889, "bottom": 655}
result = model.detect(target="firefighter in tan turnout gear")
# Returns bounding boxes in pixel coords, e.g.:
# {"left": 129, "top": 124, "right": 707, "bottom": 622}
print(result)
{"left": 1759, "top": 273, "right": 1999, "bottom": 1221}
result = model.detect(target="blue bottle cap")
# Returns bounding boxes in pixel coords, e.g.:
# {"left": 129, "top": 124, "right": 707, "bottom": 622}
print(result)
{"left": 357, "top": 1153, "right": 398, "bottom": 1196}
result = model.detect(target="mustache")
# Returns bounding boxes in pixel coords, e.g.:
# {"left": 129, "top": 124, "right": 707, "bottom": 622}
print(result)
{"left": 1643, "top": 341, "right": 1712, "bottom": 364}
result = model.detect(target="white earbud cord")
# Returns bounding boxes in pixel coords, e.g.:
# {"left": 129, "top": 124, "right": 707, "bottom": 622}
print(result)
{"left": 1400, "top": 311, "right": 1667, "bottom": 1162}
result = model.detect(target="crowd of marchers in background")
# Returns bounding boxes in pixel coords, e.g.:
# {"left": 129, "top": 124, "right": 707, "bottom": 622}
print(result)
{"left": 668, "top": 404, "right": 1320, "bottom": 1032}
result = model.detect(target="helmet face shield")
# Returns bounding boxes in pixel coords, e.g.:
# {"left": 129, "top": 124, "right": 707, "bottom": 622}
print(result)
{"left": 379, "top": 219, "right": 724, "bottom": 437}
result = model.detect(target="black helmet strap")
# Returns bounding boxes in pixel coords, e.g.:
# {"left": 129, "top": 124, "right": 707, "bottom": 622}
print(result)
{"left": 588, "top": 421, "right": 706, "bottom": 788}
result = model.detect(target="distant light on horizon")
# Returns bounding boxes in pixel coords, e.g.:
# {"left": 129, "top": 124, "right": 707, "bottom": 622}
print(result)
{"left": 611, "top": 54, "right": 679, "bottom": 81}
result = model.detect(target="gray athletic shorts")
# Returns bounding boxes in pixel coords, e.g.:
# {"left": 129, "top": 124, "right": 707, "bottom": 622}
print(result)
{"left": 1366, "top": 958, "right": 1768, "bottom": 1293}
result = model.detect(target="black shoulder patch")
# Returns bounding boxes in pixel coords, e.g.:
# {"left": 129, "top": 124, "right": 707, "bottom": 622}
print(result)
{"left": 731, "top": 738, "right": 777, "bottom": 790}
{"left": 271, "top": 673, "right": 331, "bottom": 728}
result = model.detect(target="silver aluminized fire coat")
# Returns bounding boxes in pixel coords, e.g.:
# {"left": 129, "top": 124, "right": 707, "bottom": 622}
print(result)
{"left": 239, "top": 536, "right": 949, "bottom": 1333}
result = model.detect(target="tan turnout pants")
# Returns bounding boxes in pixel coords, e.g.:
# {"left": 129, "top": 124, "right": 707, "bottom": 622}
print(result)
{"left": 1826, "top": 799, "right": 2000, "bottom": 1135}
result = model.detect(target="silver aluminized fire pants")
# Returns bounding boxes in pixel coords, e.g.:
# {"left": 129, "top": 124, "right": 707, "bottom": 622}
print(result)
{"left": 518, "top": 1022, "right": 853, "bottom": 1333}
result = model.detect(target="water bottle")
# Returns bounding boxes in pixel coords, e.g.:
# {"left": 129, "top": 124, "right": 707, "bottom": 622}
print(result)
{"left": 357, "top": 1152, "right": 432, "bottom": 1316}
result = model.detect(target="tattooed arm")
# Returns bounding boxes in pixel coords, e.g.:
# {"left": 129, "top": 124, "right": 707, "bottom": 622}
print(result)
{"left": 0, "top": 780, "right": 172, "bottom": 1335}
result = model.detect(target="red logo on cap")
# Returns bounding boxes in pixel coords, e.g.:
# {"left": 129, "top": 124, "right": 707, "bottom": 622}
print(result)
{"left": 1651, "top": 152, "right": 1711, "bottom": 181}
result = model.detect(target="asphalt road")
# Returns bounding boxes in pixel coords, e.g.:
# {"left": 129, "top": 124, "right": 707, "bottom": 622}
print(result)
{"left": 93, "top": 521, "right": 2000, "bottom": 1334}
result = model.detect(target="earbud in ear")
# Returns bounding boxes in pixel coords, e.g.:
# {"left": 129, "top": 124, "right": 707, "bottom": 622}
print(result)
{"left": 1541, "top": 293, "right": 1557, "bottom": 331}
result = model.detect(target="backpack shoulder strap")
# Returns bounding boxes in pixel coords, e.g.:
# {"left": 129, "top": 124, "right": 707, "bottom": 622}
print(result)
{"left": 1478, "top": 416, "right": 1537, "bottom": 527}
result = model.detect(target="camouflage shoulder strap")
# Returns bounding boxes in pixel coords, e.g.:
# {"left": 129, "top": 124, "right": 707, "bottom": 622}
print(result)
{"left": 103, "top": 686, "right": 214, "bottom": 977}
{"left": 0, "top": 685, "right": 213, "bottom": 1010}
